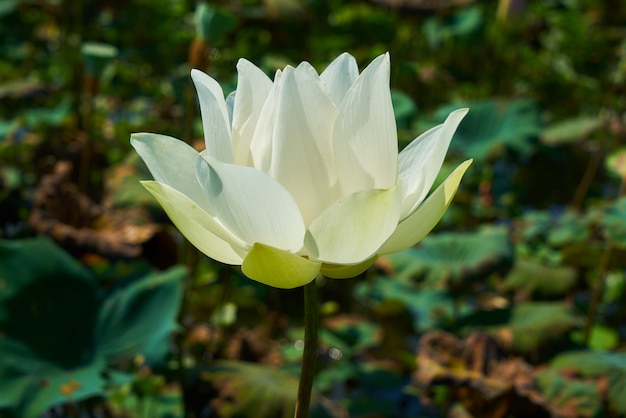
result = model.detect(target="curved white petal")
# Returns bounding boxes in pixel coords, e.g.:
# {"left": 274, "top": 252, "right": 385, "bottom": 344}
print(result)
{"left": 320, "top": 52, "right": 359, "bottom": 106}
{"left": 333, "top": 53, "right": 398, "bottom": 195}
{"left": 131, "top": 133, "right": 208, "bottom": 207}
{"left": 380, "top": 160, "right": 473, "bottom": 255}
{"left": 262, "top": 66, "right": 340, "bottom": 225}
{"left": 242, "top": 243, "right": 320, "bottom": 289}
{"left": 196, "top": 153, "right": 306, "bottom": 252}
{"left": 231, "top": 59, "right": 273, "bottom": 166}
{"left": 398, "top": 108, "right": 468, "bottom": 219}
{"left": 296, "top": 61, "right": 320, "bottom": 78}
{"left": 250, "top": 70, "right": 281, "bottom": 172}
{"left": 141, "top": 181, "right": 247, "bottom": 264}
{"left": 191, "top": 69, "right": 233, "bottom": 163}
{"left": 304, "top": 185, "right": 402, "bottom": 264}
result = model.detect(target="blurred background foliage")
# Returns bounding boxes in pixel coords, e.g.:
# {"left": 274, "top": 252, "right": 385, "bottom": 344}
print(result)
{"left": 2, "top": 0, "right": 626, "bottom": 417}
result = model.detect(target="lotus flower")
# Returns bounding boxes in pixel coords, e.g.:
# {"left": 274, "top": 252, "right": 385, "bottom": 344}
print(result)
{"left": 131, "top": 52, "right": 471, "bottom": 288}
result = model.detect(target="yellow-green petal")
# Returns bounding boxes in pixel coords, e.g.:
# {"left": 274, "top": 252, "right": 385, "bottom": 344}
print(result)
{"left": 320, "top": 256, "right": 378, "bottom": 279}
{"left": 305, "top": 185, "right": 402, "bottom": 265}
{"left": 379, "top": 159, "right": 473, "bottom": 255}
{"left": 141, "top": 180, "right": 247, "bottom": 264}
{"left": 242, "top": 243, "right": 321, "bottom": 289}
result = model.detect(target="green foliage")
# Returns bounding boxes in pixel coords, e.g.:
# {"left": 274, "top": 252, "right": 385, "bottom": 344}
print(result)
{"left": 0, "top": 238, "right": 185, "bottom": 417}
{"left": 391, "top": 227, "right": 513, "bottom": 291}
{"left": 503, "top": 259, "right": 578, "bottom": 297}
{"left": 431, "top": 99, "right": 542, "bottom": 160}
{"left": 194, "top": 3, "right": 237, "bottom": 45}
{"left": 423, "top": 6, "right": 483, "bottom": 49}
{"left": 200, "top": 360, "right": 300, "bottom": 418}
{"left": 551, "top": 351, "right": 626, "bottom": 414}
{"left": 535, "top": 368, "right": 603, "bottom": 417}
{"left": 541, "top": 116, "right": 604, "bottom": 145}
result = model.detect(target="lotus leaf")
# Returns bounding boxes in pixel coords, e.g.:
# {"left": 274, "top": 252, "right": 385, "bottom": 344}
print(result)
{"left": 432, "top": 99, "right": 542, "bottom": 160}
{"left": 387, "top": 227, "right": 513, "bottom": 292}
{"left": 551, "top": 350, "right": 626, "bottom": 415}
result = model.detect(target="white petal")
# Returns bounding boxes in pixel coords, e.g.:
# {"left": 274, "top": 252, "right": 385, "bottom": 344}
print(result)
{"left": 296, "top": 61, "right": 320, "bottom": 78}
{"left": 141, "top": 181, "right": 247, "bottom": 265}
{"left": 320, "top": 52, "right": 359, "bottom": 106}
{"left": 190, "top": 69, "right": 233, "bottom": 163}
{"left": 249, "top": 70, "right": 282, "bottom": 172}
{"left": 380, "top": 160, "right": 473, "bottom": 255}
{"left": 131, "top": 133, "right": 207, "bottom": 206}
{"left": 231, "top": 59, "right": 273, "bottom": 166}
{"left": 333, "top": 53, "right": 398, "bottom": 195}
{"left": 304, "top": 186, "right": 402, "bottom": 264}
{"left": 262, "top": 66, "right": 340, "bottom": 225}
{"left": 196, "top": 153, "right": 306, "bottom": 252}
{"left": 398, "top": 108, "right": 468, "bottom": 219}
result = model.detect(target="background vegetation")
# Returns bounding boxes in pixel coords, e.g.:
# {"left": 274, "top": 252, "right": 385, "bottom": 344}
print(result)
{"left": 2, "top": 0, "right": 626, "bottom": 417}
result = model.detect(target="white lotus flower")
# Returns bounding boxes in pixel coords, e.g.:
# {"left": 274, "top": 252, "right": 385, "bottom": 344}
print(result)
{"left": 131, "top": 52, "right": 472, "bottom": 289}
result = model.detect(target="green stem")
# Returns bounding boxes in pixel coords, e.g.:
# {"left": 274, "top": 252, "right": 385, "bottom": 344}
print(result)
{"left": 294, "top": 280, "right": 319, "bottom": 418}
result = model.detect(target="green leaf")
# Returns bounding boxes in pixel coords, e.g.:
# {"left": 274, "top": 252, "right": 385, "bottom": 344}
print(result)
{"left": 95, "top": 266, "right": 186, "bottom": 362}
{"left": 534, "top": 368, "right": 603, "bottom": 417}
{"left": 23, "top": 97, "right": 72, "bottom": 128}
{"left": 0, "top": 338, "right": 106, "bottom": 418}
{"left": 422, "top": 6, "right": 483, "bottom": 48}
{"left": 602, "top": 197, "right": 626, "bottom": 247}
{"left": 430, "top": 99, "right": 542, "bottom": 160}
{"left": 541, "top": 116, "right": 603, "bottom": 145}
{"left": 200, "top": 360, "right": 300, "bottom": 418}
{"left": 391, "top": 89, "right": 416, "bottom": 129}
{"left": 459, "top": 302, "right": 583, "bottom": 355}
{"left": 503, "top": 259, "right": 577, "bottom": 297}
{"left": 355, "top": 278, "right": 455, "bottom": 332}
{"left": 388, "top": 227, "right": 513, "bottom": 291}
{"left": 194, "top": 3, "right": 237, "bottom": 45}
{"left": 0, "top": 238, "right": 105, "bottom": 416}
{"left": 506, "top": 302, "right": 582, "bottom": 354}
{"left": 0, "top": 238, "right": 99, "bottom": 368}
{"left": 551, "top": 351, "right": 626, "bottom": 415}
{"left": 81, "top": 42, "right": 118, "bottom": 78}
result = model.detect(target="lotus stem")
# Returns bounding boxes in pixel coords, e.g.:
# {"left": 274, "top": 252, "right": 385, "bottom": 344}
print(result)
{"left": 294, "top": 279, "right": 319, "bottom": 418}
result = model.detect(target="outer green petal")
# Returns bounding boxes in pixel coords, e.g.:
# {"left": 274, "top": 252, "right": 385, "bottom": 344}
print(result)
{"left": 320, "top": 256, "right": 377, "bottom": 279}
{"left": 141, "top": 180, "right": 248, "bottom": 264}
{"left": 305, "top": 185, "right": 402, "bottom": 264}
{"left": 379, "top": 160, "right": 473, "bottom": 255}
{"left": 242, "top": 243, "right": 321, "bottom": 289}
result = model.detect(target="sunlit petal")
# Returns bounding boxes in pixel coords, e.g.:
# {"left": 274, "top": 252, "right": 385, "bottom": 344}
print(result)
{"left": 242, "top": 243, "right": 321, "bottom": 289}
{"left": 333, "top": 53, "right": 397, "bottom": 195}
{"left": 231, "top": 59, "right": 273, "bottom": 166}
{"left": 191, "top": 69, "right": 233, "bottom": 163}
{"left": 320, "top": 52, "right": 359, "bottom": 106}
{"left": 398, "top": 108, "right": 468, "bottom": 219}
{"left": 131, "top": 133, "right": 207, "bottom": 206}
{"left": 265, "top": 66, "right": 340, "bottom": 225}
{"left": 305, "top": 186, "right": 402, "bottom": 264}
{"left": 196, "top": 153, "right": 305, "bottom": 252}
{"left": 380, "top": 160, "right": 473, "bottom": 255}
